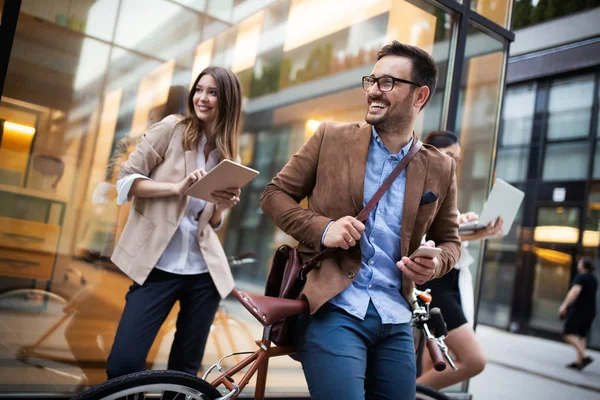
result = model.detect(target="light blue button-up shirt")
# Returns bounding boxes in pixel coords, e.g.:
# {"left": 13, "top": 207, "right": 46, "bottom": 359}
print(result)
{"left": 329, "top": 126, "right": 413, "bottom": 324}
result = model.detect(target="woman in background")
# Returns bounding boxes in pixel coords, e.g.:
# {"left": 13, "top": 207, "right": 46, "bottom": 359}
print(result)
{"left": 417, "top": 131, "right": 503, "bottom": 390}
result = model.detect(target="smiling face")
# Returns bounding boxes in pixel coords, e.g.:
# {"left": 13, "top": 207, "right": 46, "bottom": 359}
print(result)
{"left": 192, "top": 74, "right": 219, "bottom": 125}
{"left": 365, "top": 55, "right": 423, "bottom": 131}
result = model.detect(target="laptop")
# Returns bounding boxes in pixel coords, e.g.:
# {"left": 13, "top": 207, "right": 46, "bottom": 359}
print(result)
{"left": 458, "top": 178, "right": 525, "bottom": 236}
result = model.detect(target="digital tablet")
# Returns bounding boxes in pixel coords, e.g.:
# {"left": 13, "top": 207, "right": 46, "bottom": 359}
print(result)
{"left": 184, "top": 159, "right": 259, "bottom": 203}
{"left": 458, "top": 178, "right": 524, "bottom": 236}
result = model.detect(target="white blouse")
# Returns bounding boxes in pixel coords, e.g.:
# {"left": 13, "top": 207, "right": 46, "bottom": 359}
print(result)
{"left": 116, "top": 134, "right": 220, "bottom": 275}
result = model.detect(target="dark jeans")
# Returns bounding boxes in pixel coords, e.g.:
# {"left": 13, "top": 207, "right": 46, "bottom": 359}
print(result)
{"left": 296, "top": 301, "right": 416, "bottom": 400}
{"left": 106, "top": 268, "right": 220, "bottom": 379}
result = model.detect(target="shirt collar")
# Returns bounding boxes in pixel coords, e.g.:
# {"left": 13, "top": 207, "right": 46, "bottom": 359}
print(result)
{"left": 371, "top": 126, "right": 413, "bottom": 157}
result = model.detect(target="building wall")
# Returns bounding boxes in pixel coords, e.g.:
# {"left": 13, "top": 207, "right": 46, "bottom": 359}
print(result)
{"left": 0, "top": 0, "right": 512, "bottom": 395}
{"left": 479, "top": 7, "right": 600, "bottom": 349}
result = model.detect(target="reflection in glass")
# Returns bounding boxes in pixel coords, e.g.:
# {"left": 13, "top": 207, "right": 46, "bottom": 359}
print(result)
{"left": 496, "top": 146, "right": 528, "bottom": 183}
{"left": 529, "top": 245, "right": 573, "bottom": 332}
{"left": 543, "top": 142, "right": 589, "bottom": 182}
{"left": 547, "top": 74, "right": 594, "bottom": 141}
{"left": 501, "top": 83, "right": 535, "bottom": 147}
{"left": 471, "top": 0, "right": 512, "bottom": 27}
{"left": 20, "top": 0, "right": 119, "bottom": 41}
{"left": 455, "top": 25, "right": 504, "bottom": 212}
{"left": 455, "top": 26, "right": 506, "bottom": 335}
{"left": 114, "top": 0, "right": 204, "bottom": 65}
{"left": 530, "top": 207, "right": 579, "bottom": 333}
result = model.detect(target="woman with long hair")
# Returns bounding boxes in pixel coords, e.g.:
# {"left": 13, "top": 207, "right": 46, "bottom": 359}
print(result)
{"left": 106, "top": 66, "right": 243, "bottom": 379}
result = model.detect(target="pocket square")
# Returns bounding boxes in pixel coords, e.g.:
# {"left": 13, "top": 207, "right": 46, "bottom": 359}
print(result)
{"left": 420, "top": 191, "right": 438, "bottom": 206}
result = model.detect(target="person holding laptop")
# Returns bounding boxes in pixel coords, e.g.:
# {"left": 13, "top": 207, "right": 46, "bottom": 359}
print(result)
{"left": 417, "top": 130, "right": 503, "bottom": 390}
{"left": 106, "top": 66, "right": 243, "bottom": 379}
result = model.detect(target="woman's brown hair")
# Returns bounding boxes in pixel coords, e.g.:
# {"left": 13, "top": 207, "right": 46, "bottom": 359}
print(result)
{"left": 181, "top": 66, "right": 242, "bottom": 161}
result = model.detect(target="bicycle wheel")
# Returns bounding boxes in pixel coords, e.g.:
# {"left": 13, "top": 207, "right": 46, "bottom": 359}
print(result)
{"left": 416, "top": 384, "right": 450, "bottom": 400}
{"left": 72, "top": 370, "right": 222, "bottom": 400}
{"left": 0, "top": 289, "right": 67, "bottom": 315}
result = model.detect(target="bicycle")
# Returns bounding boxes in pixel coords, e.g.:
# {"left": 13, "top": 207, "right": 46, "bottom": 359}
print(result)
{"left": 72, "top": 286, "right": 455, "bottom": 400}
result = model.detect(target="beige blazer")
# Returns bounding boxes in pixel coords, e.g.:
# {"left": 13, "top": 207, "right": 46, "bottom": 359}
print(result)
{"left": 110, "top": 115, "right": 235, "bottom": 299}
{"left": 261, "top": 122, "right": 461, "bottom": 314}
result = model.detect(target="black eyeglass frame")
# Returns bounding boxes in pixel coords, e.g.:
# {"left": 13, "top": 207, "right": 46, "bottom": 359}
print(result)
{"left": 362, "top": 75, "right": 423, "bottom": 92}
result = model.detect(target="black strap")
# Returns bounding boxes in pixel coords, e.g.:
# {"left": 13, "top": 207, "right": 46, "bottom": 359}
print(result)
{"left": 300, "top": 135, "right": 423, "bottom": 279}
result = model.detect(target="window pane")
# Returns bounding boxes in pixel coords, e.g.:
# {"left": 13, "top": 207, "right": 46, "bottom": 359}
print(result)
{"left": 501, "top": 83, "right": 535, "bottom": 146}
{"left": 547, "top": 74, "right": 594, "bottom": 141}
{"left": 479, "top": 202, "right": 524, "bottom": 328}
{"left": 114, "top": 0, "right": 204, "bottom": 64}
{"left": 471, "top": 0, "right": 513, "bottom": 27}
{"left": 20, "top": 0, "right": 119, "bottom": 41}
{"left": 455, "top": 25, "right": 504, "bottom": 210}
{"left": 496, "top": 146, "right": 529, "bottom": 183}
{"left": 530, "top": 207, "right": 579, "bottom": 333}
{"left": 454, "top": 26, "right": 507, "bottom": 333}
{"left": 543, "top": 142, "right": 589, "bottom": 181}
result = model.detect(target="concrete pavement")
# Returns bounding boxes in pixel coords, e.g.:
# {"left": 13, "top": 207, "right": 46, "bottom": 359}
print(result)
{"left": 468, "top": 325, "right": 600, "bottom": 399}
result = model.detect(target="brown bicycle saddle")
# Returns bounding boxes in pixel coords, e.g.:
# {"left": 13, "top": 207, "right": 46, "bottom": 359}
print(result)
{"left": 232, "top": 289, "right": 309, "bottom": 326}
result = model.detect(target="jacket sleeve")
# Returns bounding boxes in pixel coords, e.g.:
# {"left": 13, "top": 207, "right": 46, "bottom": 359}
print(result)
{"left": 260, "top": 123, "right": 332, "bottom": 251}
{"left": 117, "top": 115, "right": 179, "bottom": 180}
{"left": 426, "top": 160, "right": 461, "bottom": 279}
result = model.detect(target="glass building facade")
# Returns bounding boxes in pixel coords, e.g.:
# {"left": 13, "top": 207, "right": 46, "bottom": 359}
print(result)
{"left": 0, "top": 0, "right": 513, "bottom": 396}
{"left": 479, "top": 68, "right": 600, "bottom": 350}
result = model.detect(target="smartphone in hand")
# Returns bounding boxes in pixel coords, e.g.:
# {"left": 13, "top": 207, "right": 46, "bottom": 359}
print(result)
{"left": 409, "top": 246, "right": 442, "bottom": 260}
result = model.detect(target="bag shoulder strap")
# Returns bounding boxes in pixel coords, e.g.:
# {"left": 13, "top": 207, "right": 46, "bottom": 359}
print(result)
{"left": 355, "top": 137, "right": 422, "bottom": 222}
{"left": 301, "top": 135, "right": 423, "bottom": 278}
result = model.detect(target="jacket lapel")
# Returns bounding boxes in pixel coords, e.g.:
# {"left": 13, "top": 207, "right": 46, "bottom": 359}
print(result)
{"left": 348, "top": 123, "right": 372, "bottom": 214}
{"left": 400, "top": 150, "right": 428, "bottom": 257}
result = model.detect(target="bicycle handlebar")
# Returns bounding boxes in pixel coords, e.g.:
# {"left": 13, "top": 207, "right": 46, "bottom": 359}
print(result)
{"left": 426, "top": 337, "right": 447, "bottom": 372}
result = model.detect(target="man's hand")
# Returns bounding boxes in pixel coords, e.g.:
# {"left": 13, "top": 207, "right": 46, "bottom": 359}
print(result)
{"left": 397, "top": 240, "right": 439, "bottom": 284}
{"left": 323, "top": 216, "right": 365, "bottom": 250}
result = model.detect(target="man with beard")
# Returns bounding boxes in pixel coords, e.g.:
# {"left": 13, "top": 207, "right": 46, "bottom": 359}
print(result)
{"left": 261, "top": 41, "right": 461, "bottom": 400}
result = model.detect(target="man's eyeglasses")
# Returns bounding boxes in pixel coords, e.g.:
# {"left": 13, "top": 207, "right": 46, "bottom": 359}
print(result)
{"left": 362, "top": 75, "right": 422, "bottom": 92}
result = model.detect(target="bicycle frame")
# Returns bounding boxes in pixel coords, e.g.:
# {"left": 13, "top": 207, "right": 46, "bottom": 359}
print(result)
{"left": 205, "top": 326, "right": 294, "bottom": 400}
{"left": 205, "top": 288, "right": 456, "bottom": 400}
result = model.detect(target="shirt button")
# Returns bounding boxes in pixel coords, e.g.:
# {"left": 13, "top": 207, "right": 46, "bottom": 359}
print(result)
{"left": 368, "top": 284, "right": 372, "bottom": 289}
{"left": 347, "top": 271, "right": 356, "bottom": 279}
{"left": 370, "top": 236, "right": 375, "bottom": 242}
{"left": 369, "top": 260, "right": 374, "bottom": 265}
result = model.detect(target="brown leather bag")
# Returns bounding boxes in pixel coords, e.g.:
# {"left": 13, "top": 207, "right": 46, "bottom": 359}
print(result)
{"left": 264, "top": 137, "right": 423, "bottom": 347}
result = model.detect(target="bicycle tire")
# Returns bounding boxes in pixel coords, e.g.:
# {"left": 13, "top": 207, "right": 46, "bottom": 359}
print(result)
{"left": 416, "top": 384, "right": 451, "bottom": 400}
{"left": 71, "top": 370, "right": 222, "bottom": 400}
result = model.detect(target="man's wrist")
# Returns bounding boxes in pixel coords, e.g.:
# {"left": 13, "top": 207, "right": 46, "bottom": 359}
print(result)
{"left": 321, "top": 220, "right": 335, "bottom": 246}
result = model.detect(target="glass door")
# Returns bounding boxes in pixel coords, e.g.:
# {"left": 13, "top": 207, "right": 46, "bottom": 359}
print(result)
{"left": 529, "top": 206, "right": 580, "bottom": 333}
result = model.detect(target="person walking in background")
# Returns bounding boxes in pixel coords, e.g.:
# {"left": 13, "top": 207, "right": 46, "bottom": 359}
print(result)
{"left": 106, "top": 66, "right": 243, "bottom": 379}
{"left": 417, "top": 131, "right": 503, "bottom": 390}
{"left": 261, "top": 41, "right": 461, "bottom": 400}
{"left": 559, "top": 257, "right": 598, "bottom": 371}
